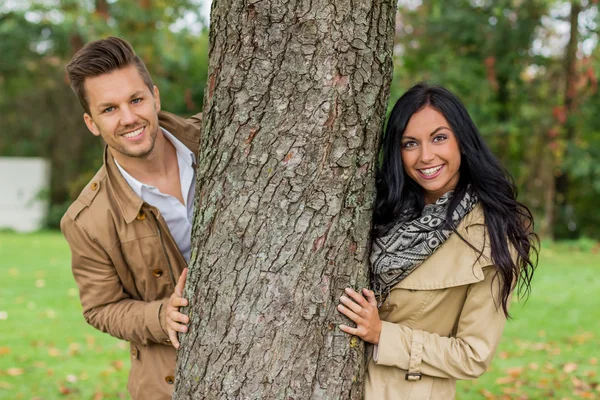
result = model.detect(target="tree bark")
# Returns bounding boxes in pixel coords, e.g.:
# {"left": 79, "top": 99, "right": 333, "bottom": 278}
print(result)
{"left": 174, "top": 0, "right": 395, "bottom": 398}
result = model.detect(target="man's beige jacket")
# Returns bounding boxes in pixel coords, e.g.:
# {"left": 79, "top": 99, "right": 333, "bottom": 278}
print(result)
{"left": 61, "top": 111, "right": 201, "bottom": 400}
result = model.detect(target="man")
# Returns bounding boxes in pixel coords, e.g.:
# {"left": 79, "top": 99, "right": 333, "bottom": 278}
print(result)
{"left": 61, "top": 36, "right": 195, "bottom": 399}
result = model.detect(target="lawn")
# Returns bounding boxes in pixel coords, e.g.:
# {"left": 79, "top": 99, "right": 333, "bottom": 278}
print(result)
{"left": 0, "top": 232, "right": 598, "bottom": 399}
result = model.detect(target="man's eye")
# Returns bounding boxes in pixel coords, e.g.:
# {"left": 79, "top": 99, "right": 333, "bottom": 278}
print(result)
{"left": 132, "top": 98, "right": 142, "bottom": 104}
{"left": 103, "top": 107, "right": 115, "bottom": 113}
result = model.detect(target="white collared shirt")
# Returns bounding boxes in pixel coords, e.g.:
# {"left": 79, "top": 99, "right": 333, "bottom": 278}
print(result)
{"left": 115, "top": 127, "right": 196, "bottom": 263}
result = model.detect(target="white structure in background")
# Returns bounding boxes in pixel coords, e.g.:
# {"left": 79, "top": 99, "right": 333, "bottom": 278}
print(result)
{"left": 0, "top": 157, "right": 50, "bottom": 232}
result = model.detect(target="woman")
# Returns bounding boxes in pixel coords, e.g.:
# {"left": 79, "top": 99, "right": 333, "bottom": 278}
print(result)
{"left": 336, "top": 83, "right": 538, "bottom": 399}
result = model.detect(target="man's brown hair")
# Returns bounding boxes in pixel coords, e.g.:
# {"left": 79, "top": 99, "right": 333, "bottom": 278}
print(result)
{"left": 66, "top": 36, "right": 154, "bottom": 114}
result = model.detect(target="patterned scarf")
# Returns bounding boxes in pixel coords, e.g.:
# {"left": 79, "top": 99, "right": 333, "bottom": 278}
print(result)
{"left": 370, "top": 188, "right": 478, "bottom": 301}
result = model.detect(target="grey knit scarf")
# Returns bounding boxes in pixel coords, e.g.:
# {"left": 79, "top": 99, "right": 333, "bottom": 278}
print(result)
{"left": 370, "top": 188, "right": 478, "bottom": 301}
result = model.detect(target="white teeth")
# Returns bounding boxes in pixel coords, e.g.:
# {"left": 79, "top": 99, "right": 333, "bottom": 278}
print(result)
{"left": 419, "top": 165, "right": 443, "bottom": 176}
{"left": 123, "top": 127, "right": 143, "bottom": 138}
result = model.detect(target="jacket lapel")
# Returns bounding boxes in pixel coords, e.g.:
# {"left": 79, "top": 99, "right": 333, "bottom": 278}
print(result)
{"left": 392, "top": 205, "right": 493, "bottom": 291}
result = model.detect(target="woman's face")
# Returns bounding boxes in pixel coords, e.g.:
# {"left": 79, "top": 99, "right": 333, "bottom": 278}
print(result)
{"left": 401, "top": 105, "right": 461, "bottom": 204}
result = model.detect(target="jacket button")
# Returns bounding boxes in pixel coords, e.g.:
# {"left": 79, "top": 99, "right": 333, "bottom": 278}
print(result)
{"left": 136, "top": 211, "right": 146, "bottom": 220}
{"left": 91, "top": 182, "right": 98, "bottom": 191}
{"left": 131, "top": 348, "right": 138, "bottom": 358}
{"left": 165, "top": 375, "right": 175, "bottom": 384}
{"left": 152, "top": 269, "right": 163, "bottom": 277}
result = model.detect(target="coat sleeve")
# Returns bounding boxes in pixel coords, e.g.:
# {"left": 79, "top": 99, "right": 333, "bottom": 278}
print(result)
{"left": 61, "top": 215, "right": 170, "bottom": 345}
{"left": 373, "top": 267, "right": 509, "bottom": 380}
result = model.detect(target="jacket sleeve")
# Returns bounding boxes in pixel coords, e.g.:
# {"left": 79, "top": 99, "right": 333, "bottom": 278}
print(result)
{"left": 61, "top": 215, "right": 170, "bottom": 345}
{"left": 374, "top": 266, "right": 509, "bottom": 380}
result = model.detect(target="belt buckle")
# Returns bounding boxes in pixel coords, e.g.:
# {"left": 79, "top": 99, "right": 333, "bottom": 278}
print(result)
{"left": 405, "top": 372, "right": 422, "bottom": 381}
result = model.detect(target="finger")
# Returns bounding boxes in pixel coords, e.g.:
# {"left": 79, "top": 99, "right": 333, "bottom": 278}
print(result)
{"left": 337, "top": 304, "right": 361, "bottom": 323}
{"left": 362, "top": 288, "right": 378, "bottom": 308}
{"left": 168, "top": 311, "right": 190, "bottom": 325}
{"left": 338, "top": 324, "right": 358, "bottom": 336}
{"left": 170, "top": 296, "right": 188, "bottom": 309}
{"left": 344, "top": 287, "right": 369, "bottom": 308}
{"left": 175, "top": 268, "right": 188, "bottom": 296}
{"left": 339, "top": 295, "right": 363, "bottom": 315}
{"left": 168, "top": 328, "right": 180, "bottom": 349}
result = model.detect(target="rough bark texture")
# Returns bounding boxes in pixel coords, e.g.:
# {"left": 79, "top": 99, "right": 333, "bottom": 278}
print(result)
{"left": 174, "top": 0, "right": 395, "bottom": 398}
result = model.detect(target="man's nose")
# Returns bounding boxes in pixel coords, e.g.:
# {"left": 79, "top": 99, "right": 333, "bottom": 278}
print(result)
{"left": 120, "top": 105, "right": 138, "bottom": 126}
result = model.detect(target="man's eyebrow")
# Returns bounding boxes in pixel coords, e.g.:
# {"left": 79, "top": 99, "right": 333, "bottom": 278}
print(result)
{"left": 97, "top": 91, "right": 145, "bottom": 109}
{"left": 402, "top": 126, "right": 450, "bottom": 140}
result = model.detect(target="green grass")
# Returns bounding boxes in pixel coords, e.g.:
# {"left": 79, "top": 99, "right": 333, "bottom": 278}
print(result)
{"left": 0, "top": 232, "right": 129, "bottom": 399}
{"left": 1, "top": 232, "right": 599, "bottom": 399}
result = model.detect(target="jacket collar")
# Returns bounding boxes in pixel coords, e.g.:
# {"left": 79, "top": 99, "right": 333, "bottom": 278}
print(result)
{"left": 104, "top": 147, "right": 145, "bottom": 224}
{"left": 392, "top": 204, "right": 493, "bottom": 291}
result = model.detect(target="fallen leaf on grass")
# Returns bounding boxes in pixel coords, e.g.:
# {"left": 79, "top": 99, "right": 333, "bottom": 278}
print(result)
{"left": 573, "top": 390, "right": 595, "bottom": 399}
{"left": 68, "top": 343, "right": 80, "bottom": 356}
{"left": 0, "top": 381, "right": 12, "bottom": 389}
{"left": 85, "top": 335, "right": 96, "bottom": 348}
{"left": 48, "top": 348, "right": 60, "bottom": 357}
{"left": 6, "top": 368, "right": 24, "bottom": 376}
{"left": 93, "top": 392, "right": 104, "bottom": 400}
{"left": 590, "top": 358, "right": 598, "bottom": 365}
{"left": 563, "top": 362, "right": 578, "bottom": 373}
{"left": 507, "top": 366, "right": 525, "bottom": 377}
{"left": 59, "top": 385, "right": 71, "bottom": 395}
{"left": 479, "top": 389, "right": 495, "bottom": 399}
{"left": 0, "top": 347, "right": 10, "bottom": 355}
{"left": 35, "top": 279, "right": 45, "bottom": 288}
{"left": 112, "top": 360, "right": 124, "bottom": 370}
{"left": 8, "top": 268, "right": 18, "bottom": 276}
{"left": 0, "top": 311, "right": 7, "bottom": 320}
{"left": 584, "top": 370, "right": 596, "bottom": 378}
{"left": 528, "top": 362, "right": 539, "bottom": 370}
{"left": 66, "top": 374, "right": 77, "bottom": 383}
{"left": 496, "top": 376, "right": 516, "bottom": 385}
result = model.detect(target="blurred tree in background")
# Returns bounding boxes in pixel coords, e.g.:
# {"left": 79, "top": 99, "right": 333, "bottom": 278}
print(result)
{"left": 1, "top": 0, "right": 598, "bottom": 239}
{"left": 392, "top": 0, "right": 600, "bottom": 239}
{"left": 0, "top": 0, "right": 209, "bottom": 227}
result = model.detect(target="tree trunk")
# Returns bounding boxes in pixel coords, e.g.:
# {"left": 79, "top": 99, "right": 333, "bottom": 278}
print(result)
{"left": 174, "top": 0, "right": 395, "bottom": 398}
{"left": 553, "top": 0, "right": 581, "bottom": 237}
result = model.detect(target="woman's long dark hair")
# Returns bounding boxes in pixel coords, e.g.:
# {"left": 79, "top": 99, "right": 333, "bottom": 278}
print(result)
{"left": 373, "top": 83, "right": 538, "bottom": 317}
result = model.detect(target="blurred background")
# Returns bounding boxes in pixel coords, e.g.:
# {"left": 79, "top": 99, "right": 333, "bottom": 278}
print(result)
{"left": 0, "top": 1, "right": 599, "bottom": 399}
{"left": 1, "top": 0, "right": 599, "bottom": 239}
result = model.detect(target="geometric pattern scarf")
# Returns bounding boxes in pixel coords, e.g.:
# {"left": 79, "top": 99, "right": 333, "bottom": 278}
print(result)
{"left": 370, "top": 188, "right": 478, "bottom": 301}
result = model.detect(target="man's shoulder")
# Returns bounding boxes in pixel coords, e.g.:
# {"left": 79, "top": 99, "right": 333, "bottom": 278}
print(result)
{"left": 158, "top": 110, "right": 201, "bottom": 155}
{"left": 62, "top": 166, "right": 109, "bottom": 224}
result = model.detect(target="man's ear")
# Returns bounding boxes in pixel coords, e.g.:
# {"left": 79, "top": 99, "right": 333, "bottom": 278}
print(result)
{"left": 83, "top": 113, "right": 101, "bottom": 137}
{"left": 153, "top": 86, "right": 161, "bottom": 113}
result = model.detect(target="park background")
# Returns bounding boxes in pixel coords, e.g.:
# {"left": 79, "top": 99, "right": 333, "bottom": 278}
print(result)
{"left": 0, "top": 0, "right": 598, "bottom": 399}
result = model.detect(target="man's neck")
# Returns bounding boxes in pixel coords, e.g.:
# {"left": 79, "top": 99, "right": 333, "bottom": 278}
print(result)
{"left": 111, "top": 130, "right": 177, "bottom": 185}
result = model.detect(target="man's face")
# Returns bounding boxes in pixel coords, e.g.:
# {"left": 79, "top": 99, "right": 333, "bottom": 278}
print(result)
{"left": 83, "top": 65, "right": 161, "bottom": 160}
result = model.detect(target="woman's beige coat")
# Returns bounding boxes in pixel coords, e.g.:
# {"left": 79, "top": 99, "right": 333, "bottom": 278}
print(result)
{"left": 365, "top": 205, "right": 510, "bottom": 400}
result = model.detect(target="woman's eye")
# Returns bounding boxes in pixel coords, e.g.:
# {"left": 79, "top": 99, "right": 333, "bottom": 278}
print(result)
{"left": 433, "top": 134, "right": 447, "bottom": 142}
{"left": 402, "top": 141, "right": 417, "bottom": 148}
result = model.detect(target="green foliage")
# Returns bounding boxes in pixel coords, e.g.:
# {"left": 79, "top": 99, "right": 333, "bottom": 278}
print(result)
{"left": 392, "top": 0, "right": 600, "bottom": 238}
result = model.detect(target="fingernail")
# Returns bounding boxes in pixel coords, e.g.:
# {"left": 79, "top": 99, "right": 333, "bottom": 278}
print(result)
{"left": 345, "top": 288, "right": 351, "bottom": 293}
